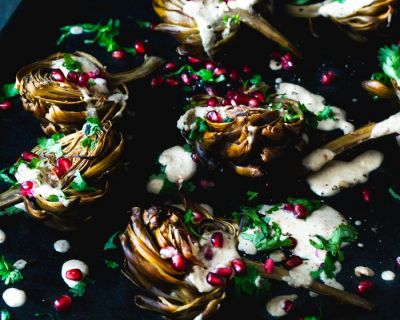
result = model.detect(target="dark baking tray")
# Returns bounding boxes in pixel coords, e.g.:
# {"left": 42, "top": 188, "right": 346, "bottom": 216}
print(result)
{"left": 1, "top": 0, "right": 400, "bottom": 319}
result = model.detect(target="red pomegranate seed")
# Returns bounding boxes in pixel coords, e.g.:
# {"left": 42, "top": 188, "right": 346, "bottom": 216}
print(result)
{"left": 216, "top": 267, "right": 233, "bottom": 278}
{"left": 199, "top": 179, "right": 215, "bottom": 189}
{"left": 264, "top": 258, "right": 274, "bottom": 273}
{"left": 396, "top": 256, "right": 400, "bottom": 269}
{"left": 204, "top": 247, "right": 213, "bottom": 260}
{"left": 357, "top": 280, "right": 373, "bottom": 294}
{"left": 242, "top": 65, "right": 252, "bottom": 74}
{"left": 188, "top": 56, "right": 201, "bottom": 64}
{"left": 288, "top": 237, "right": 298, "bottom": 249}
{"left": 87, "top": 69, "right": 100, "bottom": 79}
{"left": 229, "top": 69, "right": 239, "bottom": 82}
{"left": 181, "top": 73, "right": 192, "bottom": 85}
{"left": 51, "top": 69, "right": 65, "bottom": 82}
{"left": 284, "top": 256, "right": 303, "bottom": 269}
{"left": 320, "top": 70, "right": 335, "bottom": 86}
{"left": 294, "top": 204, "right": 308, "bottom": 219}
{"left": 213, "top": 67, "right": 227, "bottom": 76}
{"left": 78, "top": 73, "right": 89, "bottom": 87}
{"left": 134, "top": 40, "right": 146, "bottom": 54}
{"left": 21, "top": 151, "right": 37, "bottom": 162}
{"left": 281, "top": 53, "right": 294, "bottom": 71}
{"left": 231, "top": 259, "right": 247, "bottom": 274}
{"left": 20, "top": 180, "right": 34, "bottom": 197}
{"left": 221, "top": 98, "right": 231, "bottom": 106}
{"left": 226, "top": 90, "right": 236, "bottom": 99}
{"left": 191, "top": 74, "right": 200, "bottom": 80}
{"left": 171, "top": 254, "right": 187, "bottom": 271}
{"left": 206, "top": 272, "right": 224, "bottom": 287}
{"left": 252, "top": 91, "right": 265, "bottom": 103}
{"left": 0, "top": 100, "right": 12, "bottom": 110}
{"left": 151, "top": 75, "right": 164, "bottom": 87}
{"left": 248, "top": 98, "right": 260, "bottom": 108}
{"left": 233, "top": 93, "right": 249, "bottom": 105}
{"left": 207, "top": 97, "right": 219, "bottom": 107}
{"left": 192, "top": 212, "right": 203, "bottom": 223}
{"left": 283, "top": 203, "right": 294, "bottom": 212}
{"left": 56, "top": 157, "right": 73, "bottom": 177}
{"left": 211, "top": 232, "right": 224, "bottom": 248}
{"left": 205, "top": 61, "right": 216, "bottom": 70}
{"left": 206, "top": 111, "right": 223, "bottom": 123}
{"left": 362, "top": 188, "right": 371, "bottom": 203}
{"left": 205, "top": 86, "right": 218, "bottom": 96}
{"left": 65, "top": 268, "right": 83, "bottom": 281}
{"left": 165, "top": 78, "right": 179, "bottom": 87}
{"left": 283, "top": 299, "right": 295, "bottom": 313}
{"left": 112, "top": 49, "right": 126, "bottom": 59}
{"left": 54, "top": 295, "right": 72, "bottom": 312}
{"left": 150, "top": 22, "right": 158, "bottom": 30}
{"left": 67, "top": 71, "right": 79, "bottom": 84}
{"left": 164, "top": 62, "right": 176, "bottom": 71}
{"left": 191, "top": 153, "right": 200, "bottom": 163}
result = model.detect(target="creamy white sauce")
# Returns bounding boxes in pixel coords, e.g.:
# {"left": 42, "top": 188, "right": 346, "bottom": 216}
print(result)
{"left": 238, "top": 236, "right": 257, "bottom": 255}
{"left": 307, "top": 150, "right": 384, "bottom": 197}
{"left": 52, "top": 56, "right": 98, "bottom": 77}
{"left": 355, "top": 266, "right": 375, "bottom": 277}
{"left": 269, "top": 59, "right": 282, "bottom": 71}
{"left": 54, "top": 240, "right": 71, "bottom": 253}
{"left": 266, "top": 294, "right": 298, "bottom": 317}
{"left": 319, "top": 0, "right": 375, "bottom": 18}
{"left": 0, "top": 229, "right": 5, "bottom": 244}
{"left": 107, "top": 93, "right": 128, "bottom": 104}
{"left": 158, "top": 146, "right": 197, "bottom": 183}
{"left": 371, "top": 112, "right": 400, "bottom": 138}
{"left": 13, "top": 260, "right": 27, "bottom": 271}
{"left": 146, "top": 177, "right": 164, "bottom": 194}
{"left": 302, "top": 148, "right": 335, "bottom": 172}
{"left": 269, "top": 250, "right": 286, "bottom": 262}
{"left": 276, "top": 83, "right": 354, "bottom": 133}
{"left": 61, "top": 259, "right": 89, "bottom": 288}
{"left": 70, "top": 26, "right": 83, "bottom": 35}
{"left": 200, "top": 203, "right": 214, "bottom": 215}
{"left": 381, "top": 270, "right": 396, "bottom": 281}
{"left": 186, "top": 231, "right": 240, "bottom": 292}
{"left": 193, "top": 314, "right": 204, "bottom": 320}
{"left": 355, "top": 220, "right": 362, "bottom": 226}
{"left": 90, "top": 78, "right": 109, "bottom": 95}
{"left": 2, "top": 288, "right": 26, "bottom": 308}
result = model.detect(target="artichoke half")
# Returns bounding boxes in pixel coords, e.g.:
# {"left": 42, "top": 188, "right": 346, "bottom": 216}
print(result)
{"left": 16, "top": 51, "right": 164, "bottom": 135}
{"left": 177, "top": 89, "right": 306, "bottom": 178}
{"left": 153, "top": 0, "right": 300, "bottom": 58}
{"left": 0, "top": 119, "right": 124, "bottom": 230}
{"left": 285, "top": 0, "right": 396, "bottom": 41}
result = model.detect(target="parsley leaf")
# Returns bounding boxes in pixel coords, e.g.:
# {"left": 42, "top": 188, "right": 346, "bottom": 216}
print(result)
{"left": 0, "top": 256, "right": 23, "bottom": 285}
{"left": 63, "top": 53, "right": 82, "bottom": 72}
{"left": 287, "top": 197, "right": 323, "bottom": 213}
{"left": 316, "top": 105, "right": 337, "bottom": 121}
{"left": 0, "top": 206, "right": 24, "bottom": 217}
{"left": 1, "top": 310, "right": 11, "bottom": 320}
{"left": 249, "top": 74, "right": 262, "bottom": 86}
{"left": 389, "top": 187, "right": 400, "bottom": 201}
{"left": 105, "top": 259, "right": 119, "bottom": 269}
{"left": 69, "top": 277, "right": 93, "bottom": 298}
{"left": 378, "top": 44, "right": 400, "bottom": 83}
{"left": 188, "top": 117, "right": 209, "bottom": 141}
{"left": 246, "top": 191, "right": 259, "bottom": 201}
{"left": 1, "top": 83, "right": 19, "bottom": 102}
{"left": 104, "top": 231, "right": 121, "bottom": 251}
{"left": 136, "top": 20, "right": 152, "bottom": 29}
{"left": 37, "top": 133, "right": 64, "bottom": 158}
{"left": 234, "top": 265, "right": 270, "bottom": 298}
{"left": 70, "top": 171, "right": 96, "bottom": 193}
{"left": 184, "top": 209, "right": 203, "bottom": 238}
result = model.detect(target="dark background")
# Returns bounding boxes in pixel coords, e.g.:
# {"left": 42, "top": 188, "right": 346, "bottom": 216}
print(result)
{"left": 1, "top": 0, "right": 400, "bottom": 319}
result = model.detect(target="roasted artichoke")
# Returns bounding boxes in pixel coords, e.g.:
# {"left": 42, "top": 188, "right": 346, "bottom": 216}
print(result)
{"left": 177, "top": 89, "right": 306, "bottom": 178}
{"left": 0, "top": 119, "right": 124, "bottom": 230}
{"left": 16, "top": 51, "right": 164, "bottom": 135}
{"left": 153, "top": 0, "right": 300, "bottom": 58}
{"left": 285, "top": 0, "right": 396, "bottom": 41}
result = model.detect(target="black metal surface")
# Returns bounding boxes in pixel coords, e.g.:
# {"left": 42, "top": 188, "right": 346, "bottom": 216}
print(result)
{"left": 0, "top": 0, "right": 400, "bottom": 319}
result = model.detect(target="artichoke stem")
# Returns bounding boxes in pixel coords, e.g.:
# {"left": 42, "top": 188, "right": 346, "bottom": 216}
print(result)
{"left": 285, "top": 3, "right": 322, "bottom": 18}
{"left": 361, "top": 80, "right": 396, "bottom": 100}
{"left": 246, "top": 260, "right": 375, "bottom": 311}
{"left": 0, "top": 188, "right": 23, "bottom": 210}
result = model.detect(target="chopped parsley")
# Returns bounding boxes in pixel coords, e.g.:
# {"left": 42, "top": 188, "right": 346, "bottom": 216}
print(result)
{"left": 104, "top": 231, "right": 121, "bottom": 251}
{"left": 0, "top": 256, "right": 23, "bottom": 286}
{"left": 105, "top": 259, "right": 119, "bottom": 269}
{"left": 81, "top": 117, "right": 102, "bottom": 148}
{"left": 47, "top": 195, "right": 59, "bottom": 202}
{"left": 188, "top": 117, "right": 209, "bottom": 141}
{"left": 62, "top": 53, "right": 82, "bottom": 72}
{"left": 37, "top": 133, "right": 64, "bottom": 158}
{"left": 166, "top": 65, "right": 227, "bottom": 83}
{"left": 246, "top": 191, "right": 259, "bottom": 202}
{"left": 184, "top": 209, "right": 203, "bottom": 238}
{"left": 234, "top": 265, "right": 270, "bottom": 298}
{"left": 286, "top": 197, "right": 323, "bottom": 213}
{"left": 69, "top": 277, "right": 93, "bottom": 298}
{"left": 0, "top": 83, "right": 19, "bottom": 103}
{"left": 136, "top": 20, "right": 152, "bottom": 29}
{"left": 316, "top": 105, "right": 337, "bottom": 121}
{"left": 223, "top": 14, "right": 241, "bottom": 26}
{"left": 1, "top": 310, "right": 11, "bottom": 320}
{"left": 0, "top": 206, "right": 24, "bottom": 217}
{"left": 70, "top": 171, "right": 96, "bottom": 193}
{"left": 389, "top": 187, "right": 400, "bottom": 201}
{"left": 378, "top": 44, "right": 400, "bottom": 83}
{"left": 249, "top": 74, "right": 262, "bottom": 86}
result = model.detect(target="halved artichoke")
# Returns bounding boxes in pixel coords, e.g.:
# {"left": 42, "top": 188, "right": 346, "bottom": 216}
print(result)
{"left": 177, "top": 89, "right": 306, "bottom": 177}
{"left": 285, "top": 0, "right": 396, "bottom": 41}
{"left": 0, "top": 120, "right": 124, "bottom": 230}
{"left": 16, "top": 51, "right": 164, "bottom": 135}
{"left": 153, "top": 0, "right": 300, "bottom": 58}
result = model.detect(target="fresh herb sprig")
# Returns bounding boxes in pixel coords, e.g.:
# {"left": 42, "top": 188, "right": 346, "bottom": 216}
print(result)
{"left": 188, "top": 117, "right": 209, "bottom": 141}
{"left": 184, "top": 209, "right": 203, "bottom": 238}
{"left": 246, "top": 191, "right": 259, "bottom": 201}
{"left": 1, "top": 309, "right": 11, "bottom": 320}
{"left": 104, "top": 231, "right": 121, "bottom": 251}
{"left": 378, "top": 44, "right": 400, "bottom": 84}
{"left": 0, "top": 256, "right": 23, "bottom": 285}
{"left": 69, "top": 277, "right": 94, "bottom": 298}
{"left": 105, "top": 260, "right": 119, "bottom": 269}
{"left": 0, "top": 83, "right": 19, "bottom": 103}
{"left": 287, "top": 197, "right": 323, "bottom": 213}
{"left": 234, "top": 265, "right": 270, "bottom": 298}
{"left": 389, "top": 187, "right": 400, "bottom": 201}
{"left": 0, "top": 206, "right": 25, "bottom": 217}
{"left": 37, "top": 133, "right": 64, "bottom": 158}
{"left": 70, "top": 171, "right": 96, "bottom": 193}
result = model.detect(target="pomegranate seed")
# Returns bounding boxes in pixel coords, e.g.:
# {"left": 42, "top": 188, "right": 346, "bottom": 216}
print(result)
{"left": 206, "top": 272, "right": 224, "bottom": 287}
{"left": 252, "top": 91, "right": 265, "bottom": 103}
{"left": 150, "top": 22, "right": 158, "bottom": 30}
{"left": 171, "top": 254, "right": 186, "bottom": 271}
{"left": 207, "top": 97, "right": 219, "bottom": 107}
{"left": 288, "top": 237, "right": 298, "bottom": 249}
{"left": 204, "top": 247, "right": 213, "bottom": 260}
{"left": 242, "top": 65, "right": 252, "bottom": 74}
{"left": 160, "top": 246, "right": 178, "bottom": 259}
{"left": 151, "top": 75, "right": 164, "bottom": 87}
{"left": 181, "top": 73, "right": 192, "bottom": 85}
{"left": 205, "top": 61, "right": 216, "bottom": 70}
{"left": 0, "top": 100, "right": 12, "bottom": 110}
{"left": 396, "top": 256, "right": 400, "bottom": 269}
{"left": 283, "top": 299, "right": 295, "bottom": 313}
{"left": 248, "top": 98, "right": 260, "bottom": 108}
{"left": 54, "top": 295, "right": 72, "bottom": 312}
{"left": 112, "top": 49, "right": 126, "bottom": 59}
{"left": 67, "top": 71, "right": 79, "bottom": 84}
{"left": 233, "top": 93, "right": 249, "bottom": 105}
{"left": 199, "top": 179, "right": 215, "bottom": 189}
{"left": 283, "top": 203, "right": 294, "bottom": 212}
{"left": 216, "top": 267, "right": 233, "bottom": 277}
{"left": 164, "top": 62, "right": 176, "bottom": 71}
{"left": 134, "top": 40, "right": 146, "bottom": 54}
{"left": 188, "top": 56, "right": 201, "bottom": 64}
{"left": 281, "top": 53, "right": 294, "bottom": 71}
{"left": 357, "top": 280, "right": 373, "bottom": 294}
{"left": 320, "top": 70, "right": 335, "bottom": 86}
{"left": 56, "top": 157, "right": 73, "bottom": 177}
{"left": 221, "top": 98, "right": 231, "bottom": 106}
{"left": 20, "top": 180, "right": 34, "bottom": 197}
{"left": 294, "top": 204, "right": 308, "bottom": 219}
{"left": 78, "top": 73, "right": 89, "bottom": 87}
{"left": 191, "top": 153, "right": 200, "bottom": 163}
{"left": 226, "top": 90, "right": 236, "bottom": 99}
{"left": 231, "top": 259, "right": 247, "bottom": 274}
{"left": 362, "top": 188, "right": 371, "bottom": 203}
{"left": 213, "top": 67, "right": 227, "bottom": 76}
{"left": 165, "top": 78, "right": 179, "bottom": 87}
{"left": 87, "top": 69, "right": 100, "bottom": 79}
{"left": 205, "top": 86, "right": 218, "bottom": 96}
{"left": 192, "top": 212, "right": 203, "bottom": 223}
{"left": 264, "top": 258, "right": 274, "bottom": 273}
{"left": 51, "top": 69, "right": 65, "bottom": 82}
{"left": 284, "top": 256, "right": 303, "bottom": 269}
{"left": 191, "top": 74, "right": 200, "bottom": 80}
{"left": 206, "top": 111, "right": 223, "bottom": 123}
{"left": 21, "top": 151, "right": 37, "bottom": 162}
{"left": 65, "top": 268, "right": 83, "bottom": 281}
{"left": 229, "top": 69, "right": 239, "bottom": 82}
{"left": 211, "top": 232, "right": 224, "bottom": 248}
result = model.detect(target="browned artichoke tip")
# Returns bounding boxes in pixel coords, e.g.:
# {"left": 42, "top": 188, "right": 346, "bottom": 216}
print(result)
{"left": 362, "top": 79, "right": 398, "bottom": 100}
{"left": 0, "top": 121, "right": 124, "bottom": 231}
{"left": 120, "top": 201, "right": 237, "bottom": 320}
{"left": 15, "top": 52, "right": 164, "bottom": 135}
{"left": 285, "top": 0, "right": 396, "bottom": 41}
{"left": 152, "top": 0, "right": 300, "bottom": 58}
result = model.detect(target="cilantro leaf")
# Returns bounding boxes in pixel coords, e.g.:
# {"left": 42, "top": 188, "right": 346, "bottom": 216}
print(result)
{"left": 389, "top": 187, "right": 400, "bottom": 201}
{"left": 63, "top": 53, "right": 82, "bottom": 72}
{"left": 47, "top": 195, "right": 59, "bottom": 202}
{"left": 246, "top": 191, "right": 259, "bottom": 201}
{"left": 0, "top": 206, "right": 24, "bottom": 217}
{"left": 188, "top": 117, "right": 209, "bottom": 141}
{"left": 234, "top": 265, "right": 270, "bottom": 298}
{"left": 105, "top": 259, "right": 119, "bottom": 269}
{"left": 249, "top": 74, "right": 262, "bottom": 86}
{"left": 196, "top": 69, "right": 214, "bottom": 82}
{"left": 69, "top": 277, "right": 93, "bottom": 298}
{"left": 287, "top": 197, "right": 323, "bottom": 213}
{"left": 266, "top": 204, "right": 282, "bottom": 214}
{"left": 37, "top": 133, "right": 64, "bottom": 158}
{"left": 1, "top": 83, "right": 19, "bottom": 101}
{"left": 70, "top": 171, "right": 96, "bottom": 193}
{"left": 316, "top": 105, "right": 337, "bottom": 121}
{"left": 0, "top": 256, "right": 23, "bottom": 285}
{"left": 378, "top": 45, "right": 400, "bottom": 83}
{"left": 104, "top": 231, "right": 121, "bottom": 251}
{"left": 1, "top": 310, "right": 11, "bottom": 320}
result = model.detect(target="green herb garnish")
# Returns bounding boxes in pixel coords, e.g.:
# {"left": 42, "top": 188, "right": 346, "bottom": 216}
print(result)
{"left": 0, "top": 83, "right": 19, "bottom": 103}
{"left": 223, "top": 14, "right": 241, "bottom": 26}
{"left": 188, "top": 117, "right": 209, "bottom": 141}
{"left": 234, "top": 265, "right": 270, "bottom": 298}
{"left": 184, "top": 209, "right": 203, "bottom": 238}
{"left": 389, "top": 187, "right": 400, "bottom": 201}
{"left": 316, "top": 105, "right": 337, "bottom": 121}
{"left": 70, "top": 171, "right": 96, "bottom": 193}
{"left": 62, "top": 53, "right": 82, "bottom": 72}
{"left": 249, "top": 74, "right": 262, "bottom": 86}
{"left": 246, "top": 191, "right": 259, "bottom": 201}
{"left": 287, "top": 197, "right": 323, "bottom": 213}
{"left": 0, "top": 256, "right": 23, "bottom": 285}
{"left": 37, "top": 133, "right": 64, "bottom": 158}
{"left": 69, "top": 277, "right": 93, "bottom": 298}
{"left": 104, "top": 231, "right": 121, "bottom": 251}
{"left": 47, "top": 195, "right": 59, "bottom": 202}
{"left": 0, "top": 206, "right": 24, "bottom": 217}
{"left": 378, "top": 44, "right": 400, "bottom": 83}
{"left": 105, "top": 259, "right": 119, "bottom": 269}
{"left": 1, "top": 309, "right": 11, "bottom": 320}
